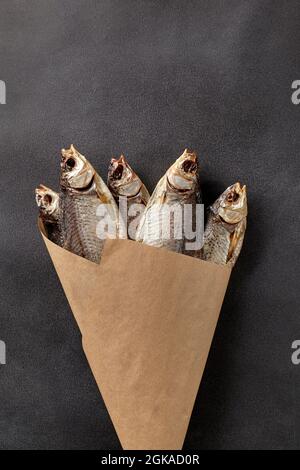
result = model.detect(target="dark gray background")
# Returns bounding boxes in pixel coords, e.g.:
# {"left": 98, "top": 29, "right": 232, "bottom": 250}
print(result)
{"left": 0, "top": 0, "right": 299, "bottom": 450}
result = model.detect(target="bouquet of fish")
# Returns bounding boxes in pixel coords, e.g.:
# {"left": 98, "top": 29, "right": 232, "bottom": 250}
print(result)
{"left": 36, "top": 145, "right": 248, "bottom": 450}
{"left": 36, "top": 145, "right": 247, "bottom": 267}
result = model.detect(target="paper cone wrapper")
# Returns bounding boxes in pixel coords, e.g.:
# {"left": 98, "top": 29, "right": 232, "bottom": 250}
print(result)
{"left": 39, "top": 221, "right": 231, "bottom": 450}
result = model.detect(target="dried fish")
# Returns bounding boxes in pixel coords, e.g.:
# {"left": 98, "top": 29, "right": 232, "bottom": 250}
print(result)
{"left": 35, "top": 184, "right": 63, "bottom": 247}
{"left": 60, "top": 145, "right": 120, "bottom": 263}
{"left": 200, "top": 182, "right": 247, "bottom": 266}
{"left": 136, "top": 149, "right": 202, "bottom": 254}
{"left": 107, "top": 155, "right": 150, "bottom": 239}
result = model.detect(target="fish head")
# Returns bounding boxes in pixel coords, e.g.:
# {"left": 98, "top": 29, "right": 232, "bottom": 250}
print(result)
{"left": 35, "top": 184, "right": 60, "bottom": 220}
{"left": 216, "top": 182, "right": 247, "bottom": 224}
{"left": 167, "top": 149, "right": 199, "bottom": 191}
{"left": 108, "top": 155, "right": 141, "bottom": 197}
{"left": 60, "top": 145, "right": 95, "bottom": 191}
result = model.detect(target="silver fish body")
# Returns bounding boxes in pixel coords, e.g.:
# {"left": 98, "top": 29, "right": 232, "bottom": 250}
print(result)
{"left": 200, "top": 182, "right": 247, "bottom": 267}
{"left": 108, "top": 155, "right": 150, "bottom": 240}
{"left": 60, "top": 145, "right": 119, "bottom": 263}
{"left": 136, "top": 149, "right": 202, "bottom": 254}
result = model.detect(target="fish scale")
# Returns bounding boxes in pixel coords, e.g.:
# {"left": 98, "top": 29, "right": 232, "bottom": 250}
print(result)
{"left": 201, "top": 215, "right": 232, "bottom": 265}
{"left": 141, "top": 204, "right": 183, "bottom": 253}
{"left": 46, "top": 220, "right": 64, "bottom": 247}
{"left": 60, "top": 191, "right": 103, "bottom": 263}
{"left": 142, "top": 185, "right": 199, "bottom": 253}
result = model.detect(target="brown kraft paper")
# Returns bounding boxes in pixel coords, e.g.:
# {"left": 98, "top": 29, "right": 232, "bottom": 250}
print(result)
{"left": 39, "top": 221, "right": 231, "bottom": 450}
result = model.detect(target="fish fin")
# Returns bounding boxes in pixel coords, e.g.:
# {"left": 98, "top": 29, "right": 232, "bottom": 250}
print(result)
{"left": 140, "top": 184, "right": 151, "bottom": 206}
{"left": 227, "top": 218, "right": 247, "bottom": 265}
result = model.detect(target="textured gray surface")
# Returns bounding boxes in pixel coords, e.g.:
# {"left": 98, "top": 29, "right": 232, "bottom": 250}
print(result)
{"left": 0, "top": 0, "right": 299, "bottom": 450}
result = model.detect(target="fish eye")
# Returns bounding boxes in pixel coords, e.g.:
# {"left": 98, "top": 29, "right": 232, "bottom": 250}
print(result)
{"left": 113, "top": 165, "right": 124, "bottom": 180}
{"left": 66, "top": 158, "right": 75, "bottom": 170}
{"left": 44, "top": 194, "right": 52, "bottom": 204}
{"left": 182, "top": 160, "right": 197, "bottom": 173}
{"left": 227, "top": 191, "right": 239, "bottom": 203}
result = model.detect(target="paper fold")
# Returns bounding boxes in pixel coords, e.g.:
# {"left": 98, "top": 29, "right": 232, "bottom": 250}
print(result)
{"left": 40, "top": 221, "right": 231, "bottom": 450}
